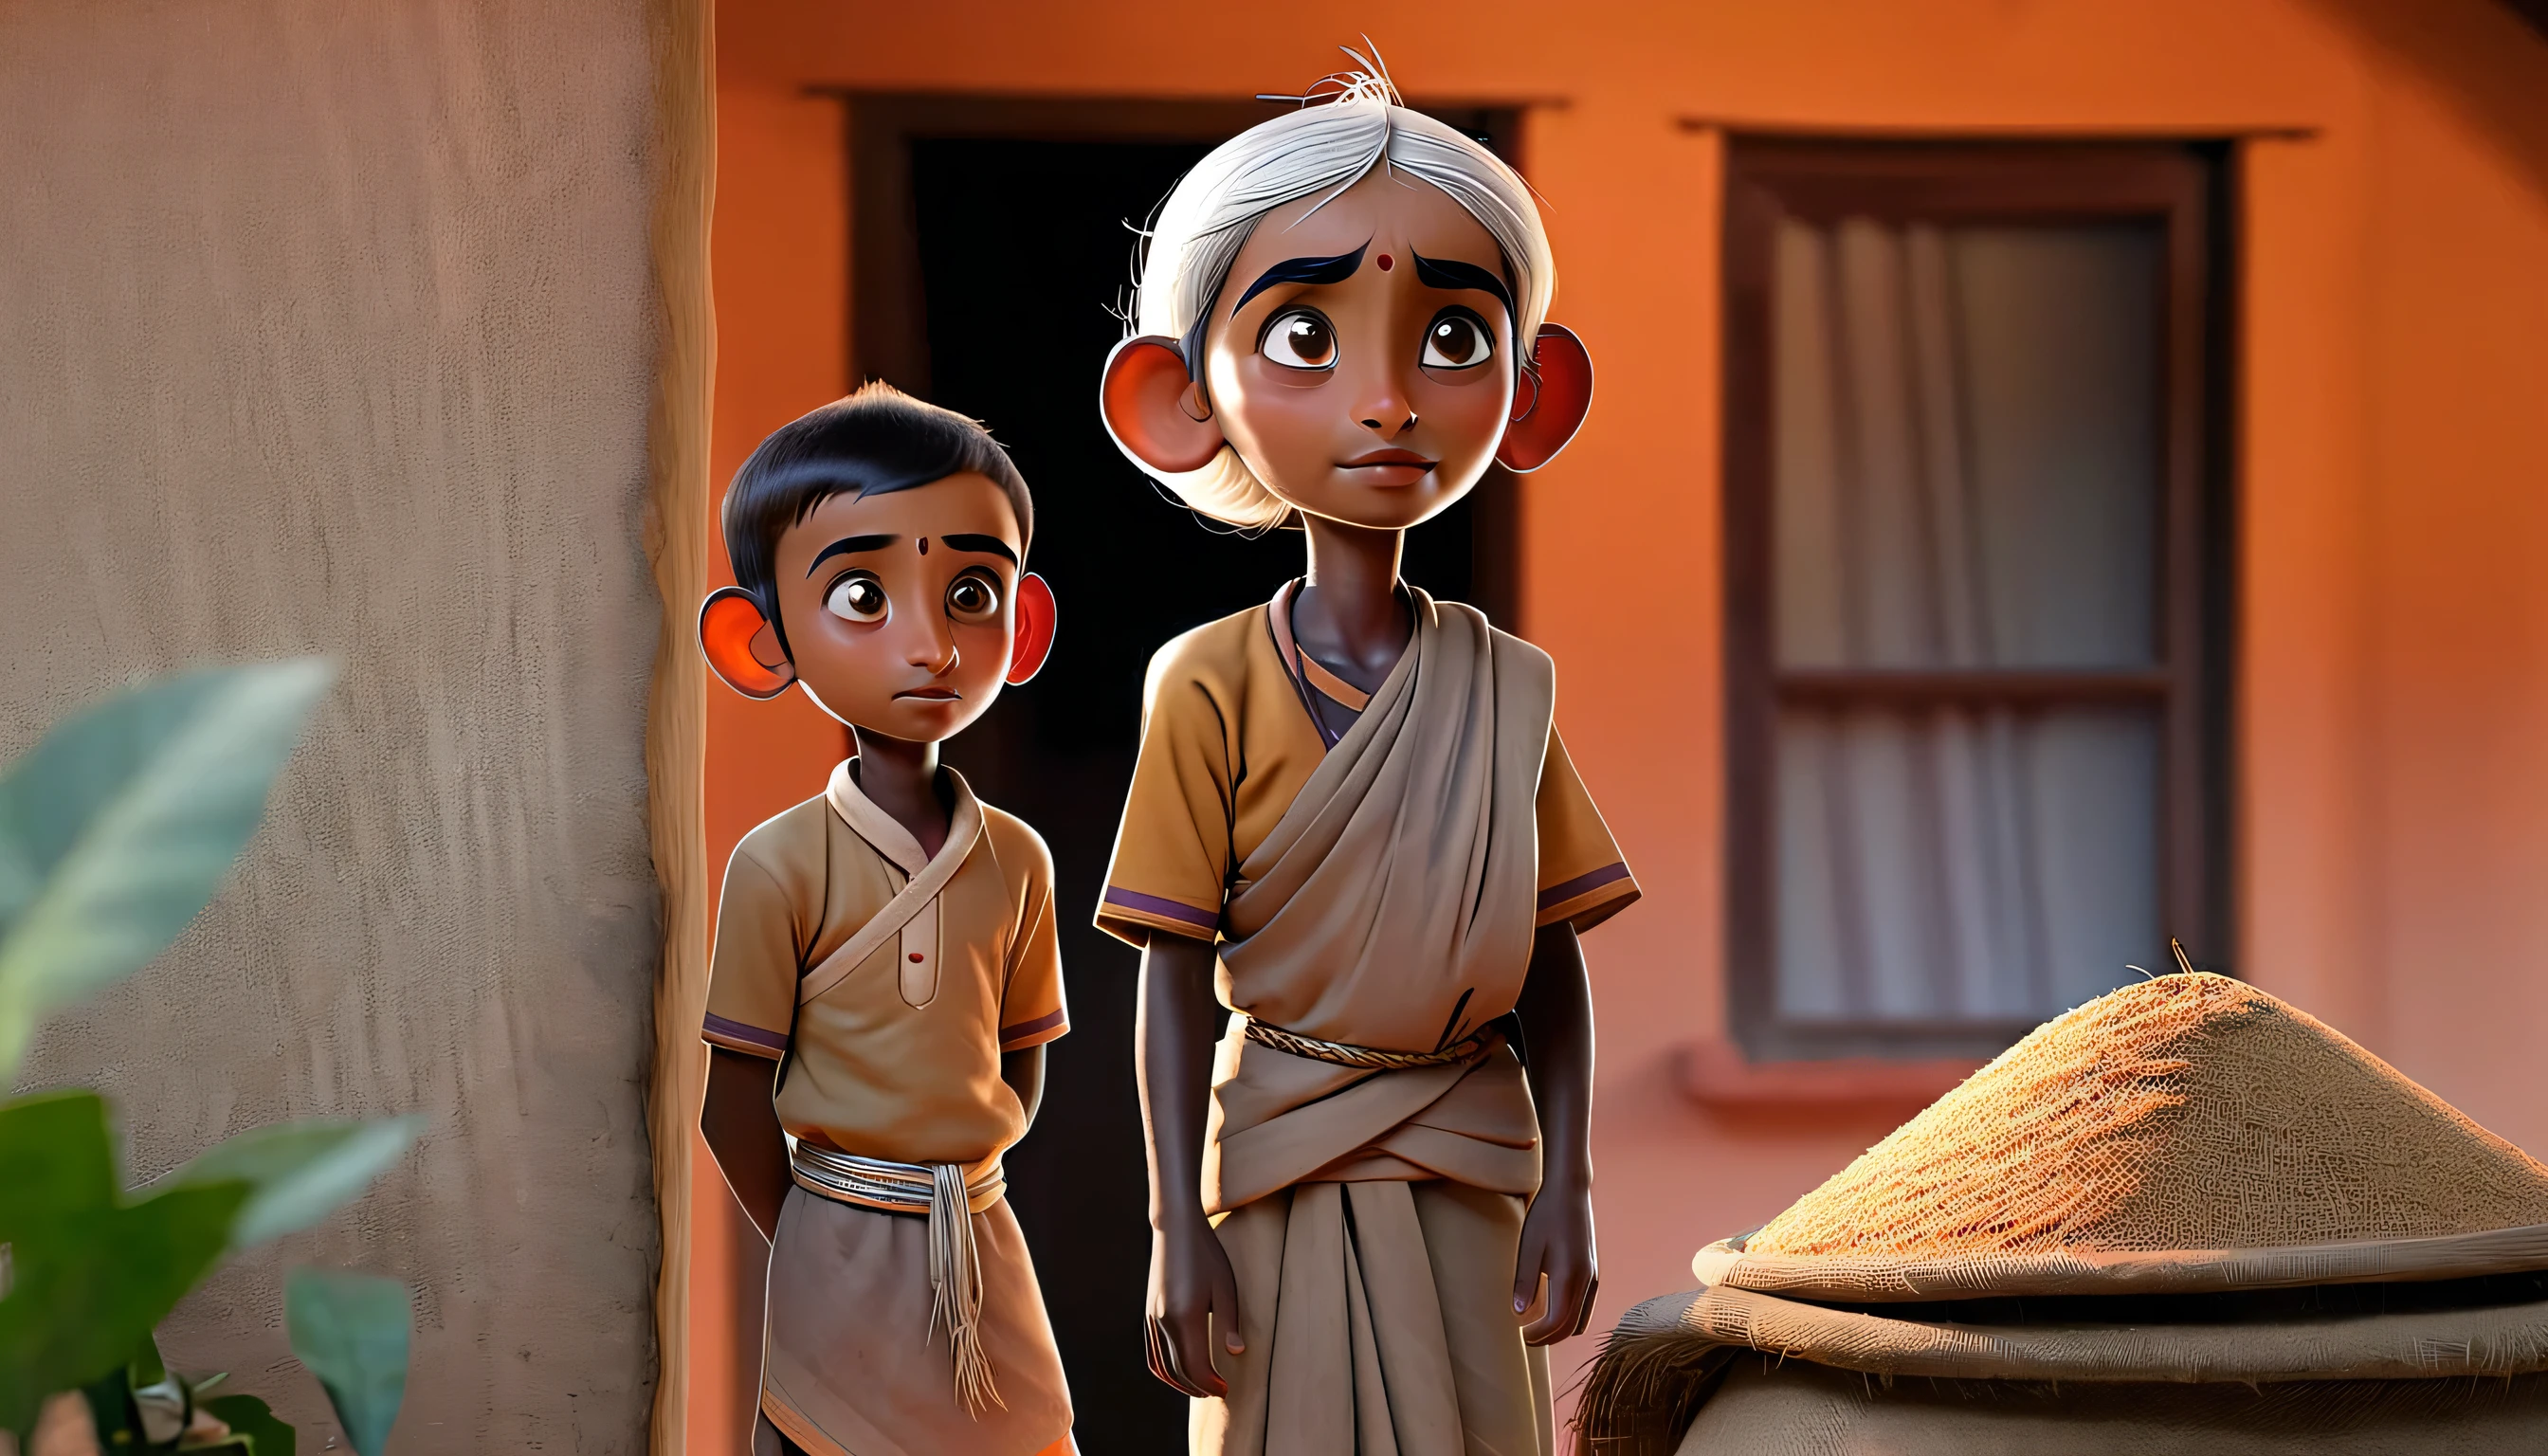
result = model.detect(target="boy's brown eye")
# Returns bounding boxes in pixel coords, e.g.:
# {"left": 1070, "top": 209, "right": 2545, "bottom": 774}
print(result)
{"left": 1421, "top": 310, "right": 1495, "bottom": 370}
{"left": 945, "top": 574, "right": 1001, "bottom": 623}
{"left": 1261, "top": 308, "right": 1338, "bottom": 371}
{"left": 826, "top": 574, "right": 887, "bottom": 623}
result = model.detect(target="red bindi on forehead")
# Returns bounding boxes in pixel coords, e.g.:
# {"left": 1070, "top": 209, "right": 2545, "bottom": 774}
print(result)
{"left": 1377, "top": 253, "right": 1394, "bottom": 271}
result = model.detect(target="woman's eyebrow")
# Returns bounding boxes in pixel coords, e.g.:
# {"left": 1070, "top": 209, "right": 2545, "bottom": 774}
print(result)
{"left": 1230, "top": 242, "right": 1370, "bottom": 315}
{"left": 938, "top": 533, "right": 1017, "bottom": 565}
{"left": 1410, "top": 249, "right": 1515, "bottom": 319}
{"left": 804, "top": 534, "right": 895, "bottom": 576}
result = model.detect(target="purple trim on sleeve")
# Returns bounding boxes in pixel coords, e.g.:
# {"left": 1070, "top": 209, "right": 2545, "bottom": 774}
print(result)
{"left": 703, "top": 1011, "right": 789, "bottom": 1053}
{"left": 1538, "top": 862, "right": 1633, "bottom": 911}
{"left": 1101, "top": 885, "right": 1222, "bottom": 932}
{"left": 998, "top": 1007, "right": 1068, "bottom": 1046}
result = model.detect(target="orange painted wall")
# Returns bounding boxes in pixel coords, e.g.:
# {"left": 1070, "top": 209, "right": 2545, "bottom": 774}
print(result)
{"left": 698, "top": 1, "right": 2548, "bottom": 1447}
{"left": 689, "top": 79, "right": 852, "bottom": 1456}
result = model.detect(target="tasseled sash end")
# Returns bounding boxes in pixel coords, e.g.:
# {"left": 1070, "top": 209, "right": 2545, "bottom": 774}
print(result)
{"left": 927, "top": 1160, "right": 1005, "bottom": 1416}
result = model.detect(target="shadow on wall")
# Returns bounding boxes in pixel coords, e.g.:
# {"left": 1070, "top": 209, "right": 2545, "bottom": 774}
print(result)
{"left": 2307, "top": 0, "right": 2548, "bottom": 188}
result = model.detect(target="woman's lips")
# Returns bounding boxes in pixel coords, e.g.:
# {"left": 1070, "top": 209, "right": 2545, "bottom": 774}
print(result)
{"left": 1338, "top": 449, "right": 1436, "bottom": 486}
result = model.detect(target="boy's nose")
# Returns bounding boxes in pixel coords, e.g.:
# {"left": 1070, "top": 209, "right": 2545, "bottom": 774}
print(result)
{"left": 904, "top": 620, "right": 957, "bottom": 674}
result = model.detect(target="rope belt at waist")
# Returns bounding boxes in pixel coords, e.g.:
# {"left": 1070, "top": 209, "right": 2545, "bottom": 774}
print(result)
{"left": 790, "top": 1141, "right": 1005, "bottom": 1211}
{"left": 1242, "top": 1016, "right": 1497, "bottom": 1070}
{"left": 788, "top": 1142, "right": 1006, "bottom": 1414}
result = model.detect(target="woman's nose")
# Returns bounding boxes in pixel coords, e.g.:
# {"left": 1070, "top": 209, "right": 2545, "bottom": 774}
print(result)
{"left": 1356, "top": 383, "right": 1418, "bottom": 437}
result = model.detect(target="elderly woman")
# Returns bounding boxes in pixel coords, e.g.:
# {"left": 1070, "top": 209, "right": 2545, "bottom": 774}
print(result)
{"left": 1094, "top": 55, "right": 1633, "bottom": 1456}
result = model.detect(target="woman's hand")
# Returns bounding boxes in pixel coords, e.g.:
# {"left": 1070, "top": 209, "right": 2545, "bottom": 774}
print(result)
{"left": 1511, "top": 919, "right": 1599, "bottom": 1344}
{"left": 1514, "top": 1166, "right": 1598, "bottom": 1343}
{"left": 1138, "top": 929, "right": 1241, "bottom": 1396}
{"left": 1146, "top": 1212, "right": 1246, "bottom": 1397}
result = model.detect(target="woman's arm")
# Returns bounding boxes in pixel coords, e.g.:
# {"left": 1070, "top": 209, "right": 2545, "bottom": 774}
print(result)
{"left": 1138, "top": 930, "right": 1246, "bottom": 1396}
{"left": 1510, "top": 919, "right": 1598, "bottom": 1342}
{"left": 701, "top": 1046, "right": 792, "bottom": 1245}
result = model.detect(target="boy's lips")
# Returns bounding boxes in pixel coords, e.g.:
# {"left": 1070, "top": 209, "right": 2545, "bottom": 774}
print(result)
{"left": 896, "top": 687, "right": 961, "bottom": 701}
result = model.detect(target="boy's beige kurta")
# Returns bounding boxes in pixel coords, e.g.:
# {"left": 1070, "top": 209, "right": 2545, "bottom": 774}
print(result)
{"left": 1101, "top": 589, "right": 1638, "bottom": 1456}
{"left": 706, "top": 762, "right": 1072, "bottom": 1456}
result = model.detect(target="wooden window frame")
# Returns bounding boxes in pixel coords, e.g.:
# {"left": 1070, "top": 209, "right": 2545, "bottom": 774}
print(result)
{"left": 1721, "top": 138, "right": 2236, "bottom": 1064}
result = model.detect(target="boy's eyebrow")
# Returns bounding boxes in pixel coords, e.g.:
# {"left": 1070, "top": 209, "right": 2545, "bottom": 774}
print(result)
{"left": 805, "top": 535, "right": 896, "bottom": 576}
{"left": 1230, "top": 242, "right": 1370, "bottom": 316}
{"left": 939, "top": 534, "right": 1018, "bottom": 566}
{"left": 1410, "top": 249, "right": 1516, "bottom": 320}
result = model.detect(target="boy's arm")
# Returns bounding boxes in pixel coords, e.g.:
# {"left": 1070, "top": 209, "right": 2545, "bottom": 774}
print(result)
{"left": 1511, "top": 919, "right": 1598, "bottom": 1343}
{"left": 1001, "top": 1045, "right": 1046, "bottom": 1129}
{"left": 1138, "top": 930, "right": 1245, "bottom": 1397}
{"left": 701, "top": 1046, "right": 792, "bottom": 1245}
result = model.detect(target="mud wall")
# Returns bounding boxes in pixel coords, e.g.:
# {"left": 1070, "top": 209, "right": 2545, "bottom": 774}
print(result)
{"left": 0, "top": 1, "right": 694, "bottom": 1448}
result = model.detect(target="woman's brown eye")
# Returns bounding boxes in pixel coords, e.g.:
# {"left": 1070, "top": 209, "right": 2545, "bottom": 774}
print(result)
{"left": 825, "top": 574, "right": 887, "bottom": 623}
{"left": 1262, "top": 309, "right": 1338, "bottom": 370}
{"left": 1421, "top": 311, "right": 1495, "bottom": 370}
{"left": 945, "top": 575, "right": 1001, "bottom": 622}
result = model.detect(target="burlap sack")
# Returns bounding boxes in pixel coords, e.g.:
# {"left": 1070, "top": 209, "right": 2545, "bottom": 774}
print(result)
{"left": 1577, "top": 974, "right": 2548, "bottom": 1454}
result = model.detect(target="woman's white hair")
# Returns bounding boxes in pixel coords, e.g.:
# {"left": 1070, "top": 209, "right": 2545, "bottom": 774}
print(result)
{"left": 1124, "top": 55, "right": 1556, "bottom": 531}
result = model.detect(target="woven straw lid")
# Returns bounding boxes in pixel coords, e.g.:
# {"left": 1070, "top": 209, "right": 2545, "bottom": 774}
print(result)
{"left": 1701, "top": 973, "right": 2548, "bottom": 1301}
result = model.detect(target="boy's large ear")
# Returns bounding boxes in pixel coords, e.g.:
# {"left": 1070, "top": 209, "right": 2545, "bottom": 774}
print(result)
{"left": 1101, "top": 336, "right": 1225, "bottom": 474}
{"left": 1496, "top": 323, "right": 1595, "bottom": 474}
{"left": 1006, "top": 573, "right": 1057, "bottom": 685}
{"left": 700, "top": 587, "right": 796, "bottom": 700}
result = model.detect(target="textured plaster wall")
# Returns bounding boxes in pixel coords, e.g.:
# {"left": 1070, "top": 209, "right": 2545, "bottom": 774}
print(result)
{"left": 0, "top": 1, "right": 664, "bottom": 1448}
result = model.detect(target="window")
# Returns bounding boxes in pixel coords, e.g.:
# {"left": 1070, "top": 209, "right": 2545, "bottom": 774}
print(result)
{"left": 1723, "top": 141, "right": 2231, "bottom": 1063}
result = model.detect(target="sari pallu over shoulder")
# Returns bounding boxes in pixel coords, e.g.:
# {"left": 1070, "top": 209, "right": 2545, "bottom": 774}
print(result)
{"left": 1218, "top": 592, "right": 1552, "bottom": 1052}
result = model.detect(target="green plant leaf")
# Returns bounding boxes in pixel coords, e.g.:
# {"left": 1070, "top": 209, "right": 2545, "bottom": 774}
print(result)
{"left": 0, "top": 1089, "right": 118, "bottom": 1232}
{"left": 170, "top": 1116, "right": 423, "bottom": 1250}
{"left": 203, "top": 1393, "right": 297, "bottom": 1456}
{"left": 284, "top": 1267, "right": 409, "bottom": 1456}
{"left": 130, "top": 1330, "right": 171, "bottom": 1388}
{"left": 0, "top": 659, "right": 335, "bottom": 1078}
{"left": 0, "top": 1091, "right": 254, "bottom": 1433}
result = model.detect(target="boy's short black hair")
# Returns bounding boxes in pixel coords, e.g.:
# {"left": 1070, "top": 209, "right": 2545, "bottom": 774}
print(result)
{"left": 723, "top": 382, "right": 1033, "bottom": 658}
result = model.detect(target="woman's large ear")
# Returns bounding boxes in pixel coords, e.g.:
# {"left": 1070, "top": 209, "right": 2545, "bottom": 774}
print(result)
{"left": 1006, "top": 573, "right": 1058, "bottom": 685}
{"left": 1101, "top": 336, "right": 1226, "bottom": 474}
{"left": 1496, "top": 323, "right": 1595, "bottom": 473}
{"left": 700, "top": 586, "right": 796, "bottom": 700}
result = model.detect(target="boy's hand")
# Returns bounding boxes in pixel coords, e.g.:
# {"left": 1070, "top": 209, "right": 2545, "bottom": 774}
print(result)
{"left": 1147, "top": 1213, "right": 1245, "bottom": 1397}
{"left": 1514, "top": 1166, "right": 1598, "bottom": 1344}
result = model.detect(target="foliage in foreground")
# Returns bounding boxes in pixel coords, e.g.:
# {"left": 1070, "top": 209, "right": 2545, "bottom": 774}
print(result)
{"left": 0, "top": 663, "right": 416, "bottom": 1453}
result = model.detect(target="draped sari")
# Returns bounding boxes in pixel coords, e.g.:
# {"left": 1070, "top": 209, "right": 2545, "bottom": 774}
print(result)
{"left": 1184, "top": 593, "right": 1562, "bottom": 1456}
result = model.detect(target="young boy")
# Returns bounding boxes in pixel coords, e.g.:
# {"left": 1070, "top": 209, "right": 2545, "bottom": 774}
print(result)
{"left": 696, "top": 383, "right": 1072, "bottom": 1456}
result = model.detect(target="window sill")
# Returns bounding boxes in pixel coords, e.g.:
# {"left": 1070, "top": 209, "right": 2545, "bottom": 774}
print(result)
{"left": 1677, "top": 1038, "right": 1982, "bottom": 1110}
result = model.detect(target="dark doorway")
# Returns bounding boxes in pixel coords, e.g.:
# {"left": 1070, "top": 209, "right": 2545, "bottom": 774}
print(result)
{"left": 848, "top": 95, "right": 1519, "bottom": 1452}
